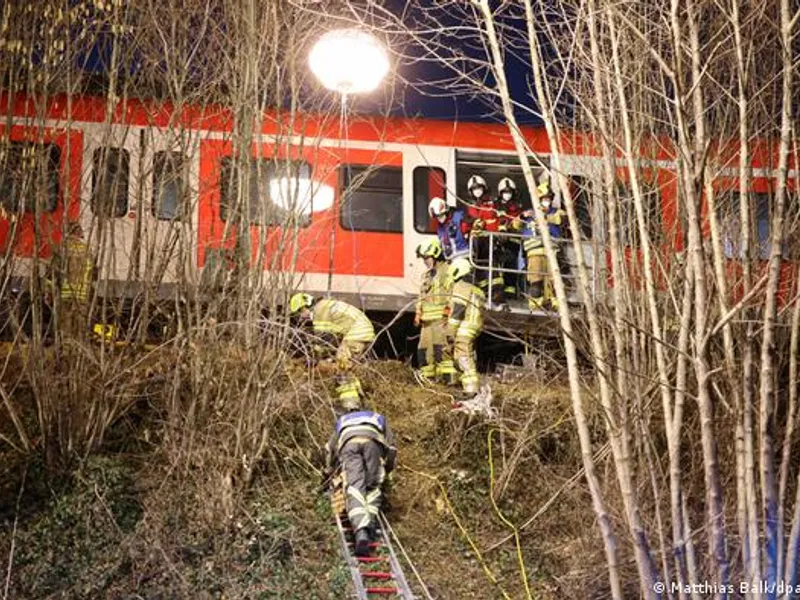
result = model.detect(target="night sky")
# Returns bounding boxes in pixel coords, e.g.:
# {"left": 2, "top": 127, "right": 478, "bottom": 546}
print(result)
{"left": 346, "top": 1, "right": 542, "bottom": 125}
{"left": 69, "top": 0, "right": 541, "bottom": 125}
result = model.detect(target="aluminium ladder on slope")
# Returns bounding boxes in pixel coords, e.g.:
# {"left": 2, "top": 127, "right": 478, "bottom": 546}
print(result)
{"left": 332, "top": 504, "right": 416, "bottom": 599}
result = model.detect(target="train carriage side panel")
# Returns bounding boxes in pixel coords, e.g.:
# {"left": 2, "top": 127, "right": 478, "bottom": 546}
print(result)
{"left": 196, "top": 138, "right": 404, "bottom": 289}
{"left": 0, "top": 124, "right": 83, "bottom": 266}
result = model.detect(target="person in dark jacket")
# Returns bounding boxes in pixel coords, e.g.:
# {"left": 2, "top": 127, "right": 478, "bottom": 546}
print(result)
{"left": 324, "top": 407, "right": 397, "bottom": 556}
{"left": 428, "top": 196, "right": 471, "bottom": 260}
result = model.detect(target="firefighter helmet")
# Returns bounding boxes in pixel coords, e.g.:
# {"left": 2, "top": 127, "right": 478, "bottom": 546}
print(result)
{"left": 498, "top": 177, "right": 517, "bottom": 194}
{"left": 289, "top": 292, "right": 314, "bottom": 314}
{"left": 467, "top": 175, "right": 487, "bottom": 192}
{"left": 416, "top": 239, "right": 443, "bottom": 260}
{"left": 428, "top": 196, "right": 449, "bottom": 218}
{"left": 536, "top": 180, "right": 553, "bottom": 199}
{"left": 449, "top": 257, "right": 472, "bottom": 282}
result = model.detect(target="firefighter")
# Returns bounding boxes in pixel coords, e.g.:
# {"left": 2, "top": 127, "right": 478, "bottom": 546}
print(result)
{"left": 54, "top": 222, "right": 95, "bottom": 338}
{"left": 496, "top": 177, "right": 524, "bottom": 299}
{"left": 289, "top": 293, "right": 375, "bottom": 404}
{"left": 414, "top": 239, "right": 457, "bottom": 385}
{"left": 446, "top": 257, "right": 484, "bottom": 395}
{"left": 428, "top": 196, "right": 470, "bottom": 260}
{"left": 521, "top": 181, "right": 567, "bottom": 311}
{"left": 466, "top": 175, "right": 505, "bottom": 309}
{"left": 324, "top": 405, "right": 396, "bottom": 556}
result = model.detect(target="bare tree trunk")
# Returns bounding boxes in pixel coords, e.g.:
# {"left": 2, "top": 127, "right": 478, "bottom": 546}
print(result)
{"left": 474, "top": 1, "right": 623, "bottom": 596}
{"left": 660, "top": 0, "right": 731, "bottom": 589}
{"left": 778, "top": 286, "right": 800, "bottom": 580}
{"left": 756, "top": 1, "right": 794, "bottom": 592}
{"left": 526, "top": 3, "right": 659, "bottom": 593}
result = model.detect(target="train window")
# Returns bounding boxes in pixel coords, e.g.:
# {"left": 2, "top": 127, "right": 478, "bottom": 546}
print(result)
{"left": 616, "top": 182, "right": 662, "bottom": 246}
{"left": 91, "top": 147, "right": 130, "bottom": 218}
{"left": 413, "top": 167, "right": 446, "bottom": 233}
{"left": 340, "top": 165, "right": 403, "bottom": 233}
{"left": 152, "top": 151, "right": 185, "bottom": 221}
{"left": 0, "top": 141, "right": 60, "bottom": 214}
{"left": 718, "top": 192, "right": 772, "bottom": 259}
{"left": 570, "top": 176, "right": 593, "bottom": 240}
{"left": 220, "top": 158, "right": 311, "bottom": 227}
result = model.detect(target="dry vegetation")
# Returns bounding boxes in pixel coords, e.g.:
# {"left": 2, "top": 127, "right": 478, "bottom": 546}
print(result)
{"left": 2, "top": 342, "right": 618, "bottom": 598}
{"left": 2, "top": 0, "right": 800, "bottom": 598}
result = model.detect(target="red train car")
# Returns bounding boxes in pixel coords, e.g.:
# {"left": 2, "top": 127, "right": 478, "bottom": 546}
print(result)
{"left": 0, "top": 92, "right": 796, "bottom": 326}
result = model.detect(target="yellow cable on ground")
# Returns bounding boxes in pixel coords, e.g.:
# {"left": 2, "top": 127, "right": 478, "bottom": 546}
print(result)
{"left": 488, "top": 428, "right": 533, "bottom": 600}
{"left": 400, "top": 464, "right": 514, "bottom": 600}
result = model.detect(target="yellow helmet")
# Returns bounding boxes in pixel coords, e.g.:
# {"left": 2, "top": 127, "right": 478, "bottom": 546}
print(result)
{"left": 536, "top": 180, "right": 553, "bottom": 199}
{"left": 449, "top": 257, "right": 472, "bottom": 282}
{"left": 289, "top": 292, "right": 314, "bottom": 314}
{"left": 416, "top": 238, "right": 443, "bottom": 260}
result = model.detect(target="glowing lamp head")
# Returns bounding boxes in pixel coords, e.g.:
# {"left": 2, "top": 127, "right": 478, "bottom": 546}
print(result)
{"left": 309, "top": 29, "right": 389, "bottom": 95}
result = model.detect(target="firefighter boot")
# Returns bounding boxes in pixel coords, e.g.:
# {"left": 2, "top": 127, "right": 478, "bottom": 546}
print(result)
{"left": 368, "top": 519, "right": 381, "bottom": 541}
{"left": 355, "top": 527, "right": 371, "bottom": 556}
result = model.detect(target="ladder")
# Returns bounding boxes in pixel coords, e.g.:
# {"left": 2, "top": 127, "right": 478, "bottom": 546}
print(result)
{"left": 332, "top": 502, "right": 417, "bottom": 598}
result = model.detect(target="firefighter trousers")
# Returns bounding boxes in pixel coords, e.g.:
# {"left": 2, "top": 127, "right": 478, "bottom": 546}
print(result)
{"left": 335, "top": 341, "right": 367, "bottom": 403}
{"left": 417, "top": 319, "right": 456, "bottom": 383}
{"left": 341, "top": 438, "right": 385, "bottom": 532}
{"left": 453, "top": 334, "right": 479, "bottom": 394}
{"left": 526, "top": 252, "right": 552, "bottom": 309}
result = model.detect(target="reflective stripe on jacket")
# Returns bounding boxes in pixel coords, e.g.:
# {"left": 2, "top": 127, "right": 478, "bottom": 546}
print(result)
{"left": 416, "top": 261, "right": 452, "bottom": 322}
{"left": 326, "top": 410, "right": 397, "bottom": 472}
{"left": 522, "top": 208, "right": 566, "bottom": 255}
{"left": 448, "top": 279, "right": 484, "bottom": 338}
{"left": 313, "top": 299, "right": 375, "bottom": 343}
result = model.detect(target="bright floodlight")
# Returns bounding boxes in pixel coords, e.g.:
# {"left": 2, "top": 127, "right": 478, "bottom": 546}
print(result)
{"left": 309, "top": 29, "right": 389, "bottom": 95}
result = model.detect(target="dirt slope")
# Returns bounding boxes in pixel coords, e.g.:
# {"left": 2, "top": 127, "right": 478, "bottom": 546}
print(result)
{"left": 1, "top": 356, "right": 609, "bottom": 599}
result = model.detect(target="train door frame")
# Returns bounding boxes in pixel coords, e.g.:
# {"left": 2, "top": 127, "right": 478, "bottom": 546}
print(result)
{"left": 402, "top": 144, "right": 456, "bottom": 298}
{"left": 80, "top": 121, "right": 142, "bottom": 298}
{"left": 557, "top": 154, "right": 607, "bottom": 305}
{"left": 138, "top": 126, "right": 200, "bottom": 297}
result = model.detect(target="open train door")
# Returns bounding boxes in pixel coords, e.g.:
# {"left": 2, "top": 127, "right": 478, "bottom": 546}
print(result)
{"left": 402, "top": 145, "right": 456, "bottom": 298}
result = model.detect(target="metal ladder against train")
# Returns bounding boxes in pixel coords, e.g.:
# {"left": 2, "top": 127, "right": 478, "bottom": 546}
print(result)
{"left": 332, "top": 504, "right": 416, "bottom": 599}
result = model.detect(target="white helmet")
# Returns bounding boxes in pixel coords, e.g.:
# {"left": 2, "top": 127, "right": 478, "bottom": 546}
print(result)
{"left": 467, "top": 175, "right": 487, "bottom": 192}
{"left": 498, "top": 177, "right": 517, "bottom": 194}
{"left": 428, "top": 196, "right": 448, "bottom": 218}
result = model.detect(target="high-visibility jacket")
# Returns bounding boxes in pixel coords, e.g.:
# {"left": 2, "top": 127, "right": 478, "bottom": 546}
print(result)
{"left": 313, "top": 299, "right": 375, "bottom": 343}
{"left": 326, "top": 410, "right": 397, "bottom": 471}
{"left": 436, "top": 209, "right": 471, "bottom": 259}
{"left": 522, "top": 207, "right": 566, "bottom": 256}
{"left": 448, "top": 279, "right": 484, "bottom": 338}
{"left": 60, "top": 238, "right": 94, "bottom": 302}
{"left": 416, "top": 261, "right": 452, "bottom": 323}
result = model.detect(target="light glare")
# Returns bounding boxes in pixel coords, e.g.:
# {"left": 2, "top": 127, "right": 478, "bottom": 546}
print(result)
{"left": 269, "top": 177, "right": 334, "bottom": 216}
{"left": 309, "top": 29, "right": 389, "bottom": 95}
